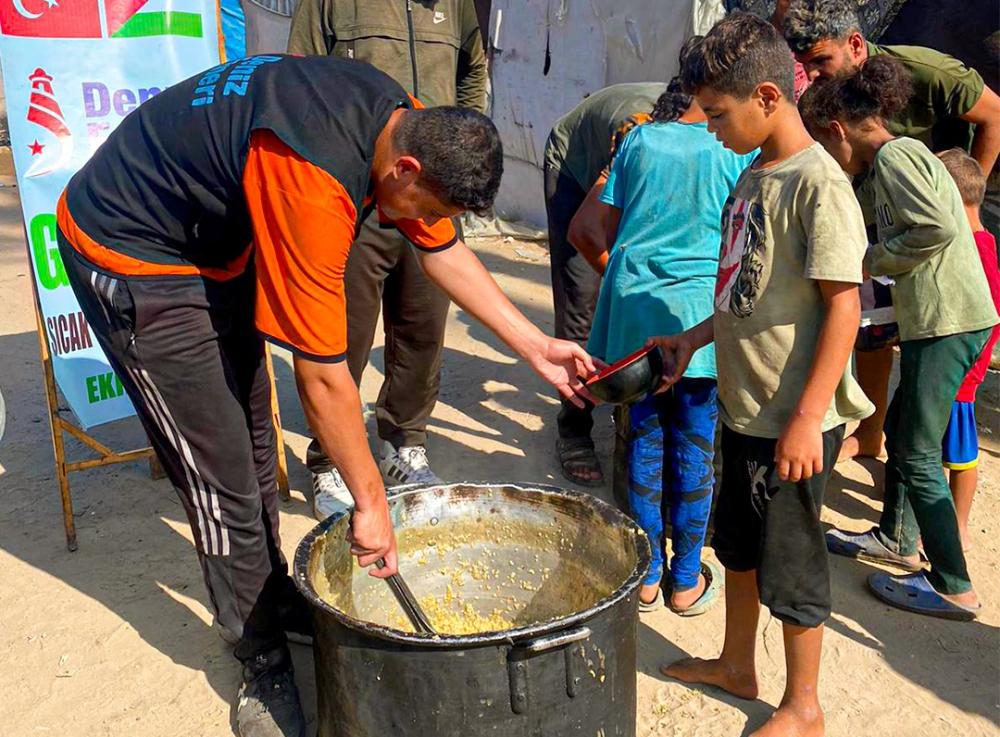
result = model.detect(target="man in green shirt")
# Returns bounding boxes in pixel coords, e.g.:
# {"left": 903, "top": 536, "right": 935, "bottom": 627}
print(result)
{"left": 782, "top": 0, "right": 1000, "bottom": 178}
{"left": 781, "top": 0, "right": 1000, "bottom": 462}
{"left": 542, "top": 82, "right": 662, "bottom": 489}
{"left": 287, "top": 0, "right": 487, "bottom": 516}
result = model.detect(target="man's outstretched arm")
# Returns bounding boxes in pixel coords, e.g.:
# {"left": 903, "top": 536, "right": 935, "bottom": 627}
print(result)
{"left": 416, "top": 239, "right": 600, "bottom": 405}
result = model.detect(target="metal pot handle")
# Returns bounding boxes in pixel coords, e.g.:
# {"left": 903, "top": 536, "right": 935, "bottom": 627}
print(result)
{"left": 518, "top": 626, "right": 592, "bottom": 653}
{"left": 507, "top": 627, "right": 593, "bottom": 713}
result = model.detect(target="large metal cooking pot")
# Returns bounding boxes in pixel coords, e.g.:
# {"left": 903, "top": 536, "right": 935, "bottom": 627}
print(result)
{"left": 294, "top": 483, "right": 650, "bottom": 737}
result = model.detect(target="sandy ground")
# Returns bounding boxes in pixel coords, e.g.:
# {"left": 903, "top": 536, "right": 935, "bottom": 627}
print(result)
{"left": 0, "top": 175, "right": 998, "bottom": 737}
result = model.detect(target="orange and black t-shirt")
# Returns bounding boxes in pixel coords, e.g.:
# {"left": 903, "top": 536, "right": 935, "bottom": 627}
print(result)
{"left": 59, "top": 55, "right": 457, "bottom": 362}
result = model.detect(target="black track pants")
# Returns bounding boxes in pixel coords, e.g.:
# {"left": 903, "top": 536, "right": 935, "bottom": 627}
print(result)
{"left": 60, "top": 237, "right": 293, "bottom": 661}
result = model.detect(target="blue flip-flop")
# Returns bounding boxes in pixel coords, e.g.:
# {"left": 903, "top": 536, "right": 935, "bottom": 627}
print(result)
{"left": 826, "top": 527, "right": 923, "bottom": 572}
{"left": 669, "top": 560, "right": 722, "bottom": 617}
{"left": 868, "top": 571, "right": 980, "bottom": 622}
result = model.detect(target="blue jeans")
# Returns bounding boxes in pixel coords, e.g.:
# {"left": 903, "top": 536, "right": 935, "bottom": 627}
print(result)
{"left": 627, "top": 379, "right": 717, "bottom": 590}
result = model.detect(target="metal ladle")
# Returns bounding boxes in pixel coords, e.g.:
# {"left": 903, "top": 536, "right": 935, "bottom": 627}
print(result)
{"left": 375, "top": 558, "right": 436, "bottom": 634}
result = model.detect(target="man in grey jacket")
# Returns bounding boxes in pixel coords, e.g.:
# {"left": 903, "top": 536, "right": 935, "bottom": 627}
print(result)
{"left": 288, "top": 0, "right": 487, "bottom": 517}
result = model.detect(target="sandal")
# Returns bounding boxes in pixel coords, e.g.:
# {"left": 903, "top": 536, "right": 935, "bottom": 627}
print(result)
{"left": 668, "top": 560, "right": 722, "bottom": 617}
{"left": 868, "top": 571, "right": 980, "bottom": 621}
{"left": 826, "top": 527, "right": 923, "bottom": 572}
{"left": 556, "top": 437, "right": 604, "bottom": 488}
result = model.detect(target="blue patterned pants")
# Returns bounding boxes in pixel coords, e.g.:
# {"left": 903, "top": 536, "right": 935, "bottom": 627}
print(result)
{"left": 627, "top": 379, "right": 717, "bottom": 590}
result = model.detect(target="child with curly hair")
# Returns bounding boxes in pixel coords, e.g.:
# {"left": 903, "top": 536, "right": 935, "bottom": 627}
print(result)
{"left": 803, "top": 56, "right": 999, "bottom": 621}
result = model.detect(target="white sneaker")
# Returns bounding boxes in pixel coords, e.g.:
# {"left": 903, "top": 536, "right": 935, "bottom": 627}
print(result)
{"left": 378, "top": 441, "right": 443, "bottom": 487}
{"left": 312, "top": 467, "right": 354, "bottom": 521}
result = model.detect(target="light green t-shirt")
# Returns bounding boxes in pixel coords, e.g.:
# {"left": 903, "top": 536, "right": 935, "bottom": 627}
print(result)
{"left": 869, "top": 42, "right": 984, "bottom": 153}
{"left": 543, "top": 82, "right": 663, "bottom": 190}
{"left": 714, "top": 144, "right": 875, "bottom": 438}
{"left": 864, "top": 137, "right": 999, "bottom": 341}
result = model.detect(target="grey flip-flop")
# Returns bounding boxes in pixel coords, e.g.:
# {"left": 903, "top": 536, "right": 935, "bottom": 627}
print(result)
{"left": 826, "top": 526, "right": 923, "bottom": 572}
{"left": 669, "top": 560, "right": 722, "bottom": 617}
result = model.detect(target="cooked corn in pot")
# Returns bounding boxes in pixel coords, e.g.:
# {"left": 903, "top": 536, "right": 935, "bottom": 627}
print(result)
{"left": 295, "top": 483, "right": 650, "bottom": 737}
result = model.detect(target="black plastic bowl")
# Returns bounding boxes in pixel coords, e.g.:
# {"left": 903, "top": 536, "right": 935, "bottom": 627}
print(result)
{"left": 585, "top": 345, "right": 664, "bottom": 404}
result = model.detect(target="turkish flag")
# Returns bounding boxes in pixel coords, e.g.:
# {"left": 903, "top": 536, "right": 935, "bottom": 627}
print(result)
{"left": 0, "top": 0, "right": 103, "bottom": 38}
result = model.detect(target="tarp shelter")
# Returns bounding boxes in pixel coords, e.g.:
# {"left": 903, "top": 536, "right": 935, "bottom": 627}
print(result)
{"left": 485, "top": 0, "right": 999, "bottom": 229}
{"left": 485, "top": 0, "right": 726, "bottom": 228}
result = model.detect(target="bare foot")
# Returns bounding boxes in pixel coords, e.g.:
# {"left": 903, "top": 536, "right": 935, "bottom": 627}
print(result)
{"left": 836, "top": 434, "right": 885, "bottom": 464}
{"left": 660, "top": 657, "right": 758, "bottom": 700}
{"left": 750, "top": 700, "right": 824, "bottom": 737}
{"left": 941, "top": 588, "right": 980, "bottom": 610}
{"left": 563, "top": 462, "right": 603, "bottom": 484}
{"left": 670, "top": 573, "right": 706, "bottom": 611}
{"left": 572, "top": 467, "right": 603, "bottom": 483}
{"left": 640, "top": 583, "right": 661, "bottom": 605}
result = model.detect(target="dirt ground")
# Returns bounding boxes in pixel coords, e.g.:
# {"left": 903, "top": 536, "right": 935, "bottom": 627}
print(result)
{"left": 1, "top": 175, "right": 998, "bottom": 737}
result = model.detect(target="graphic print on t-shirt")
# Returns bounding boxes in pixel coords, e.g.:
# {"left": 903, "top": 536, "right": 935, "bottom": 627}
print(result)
{"left": 715, "top": 196, "right": 767, "bottom": 318}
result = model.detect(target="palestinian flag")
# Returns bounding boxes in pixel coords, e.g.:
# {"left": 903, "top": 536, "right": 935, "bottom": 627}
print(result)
{"left": 0, "top": 0, "right": 203, "bottom": 39}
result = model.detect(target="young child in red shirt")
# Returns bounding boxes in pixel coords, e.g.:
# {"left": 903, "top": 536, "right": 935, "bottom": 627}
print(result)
{"left": 936, "top": 148, "right": 1000, "bottom": 552}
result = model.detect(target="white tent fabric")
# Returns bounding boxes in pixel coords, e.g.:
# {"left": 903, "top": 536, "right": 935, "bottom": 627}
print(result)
{"left": 486, "top": 0, "right": 725, "bottom": 228}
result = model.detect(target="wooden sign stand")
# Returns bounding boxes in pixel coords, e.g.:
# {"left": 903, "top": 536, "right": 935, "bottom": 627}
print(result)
{"left": 31, "top": 279, "right": 290, "bottom": 552}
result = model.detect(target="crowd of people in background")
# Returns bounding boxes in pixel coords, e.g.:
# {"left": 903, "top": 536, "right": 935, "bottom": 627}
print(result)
{"left": 64, "top": 1, "right": 996, "bottom": 735}
{"left": 262, "top": 2, "right": 999, "bottom": 734}
{"left": 540, "top": 3, "right": 998, "bottom": 736}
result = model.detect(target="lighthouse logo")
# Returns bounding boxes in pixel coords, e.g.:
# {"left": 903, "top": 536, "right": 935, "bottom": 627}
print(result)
{"left": 25, "top": 68, "right": 74, "bottom": 178}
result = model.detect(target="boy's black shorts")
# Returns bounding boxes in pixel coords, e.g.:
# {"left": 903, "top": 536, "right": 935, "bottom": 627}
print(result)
{"left": 711, "top": 424, "right": 845, "bottom": 629}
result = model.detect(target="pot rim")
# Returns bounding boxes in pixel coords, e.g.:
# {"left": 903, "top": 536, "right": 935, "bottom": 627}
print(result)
{"left": 292, "top": 482, "right": 652, "bottom": 648}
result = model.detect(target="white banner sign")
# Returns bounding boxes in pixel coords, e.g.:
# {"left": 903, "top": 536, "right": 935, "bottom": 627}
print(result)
{"left": 0, "top": 0, "right": 221, "bottom": 428}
